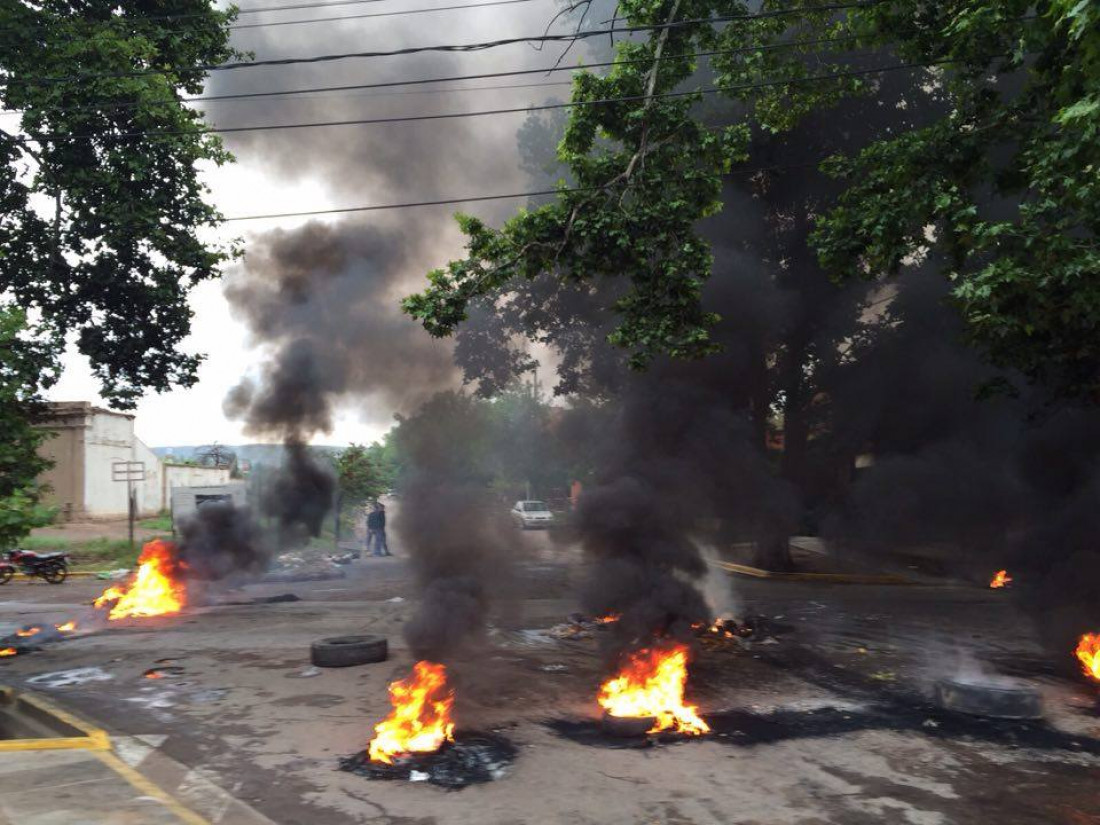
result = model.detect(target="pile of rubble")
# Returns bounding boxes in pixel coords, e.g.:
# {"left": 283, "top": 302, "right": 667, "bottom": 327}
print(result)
{"left": 263, "top": 552, "right": 348, "bottom": 583}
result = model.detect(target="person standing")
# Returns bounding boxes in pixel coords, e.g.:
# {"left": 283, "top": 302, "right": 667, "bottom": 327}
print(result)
{"left": 366, "top": 501, "right": 391, "bottom": 557}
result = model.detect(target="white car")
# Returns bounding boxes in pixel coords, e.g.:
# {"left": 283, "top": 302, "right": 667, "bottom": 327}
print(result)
{"left": 511, "top": 500, "right": 554, "bottom": 530}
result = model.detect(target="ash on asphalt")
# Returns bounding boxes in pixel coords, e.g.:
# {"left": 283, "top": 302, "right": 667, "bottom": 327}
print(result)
{"left": 339, "top": 732, "right": 518, "bottom": 789}
{"left": 549, "top": 704, "right": 1100, "bottom": 754}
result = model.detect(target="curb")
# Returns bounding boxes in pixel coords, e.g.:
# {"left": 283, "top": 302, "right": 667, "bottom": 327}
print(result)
{"left": 10, "top": 571, "right": 111, "bottom": 581}
{"left": 0, "top": 686, "right": 211, "bottom": 824}
{"left": 708, "top": 560, "right": 918, "bottom": 585}
{"left": 0, "top": 685, "right": 111, "bottom": 751}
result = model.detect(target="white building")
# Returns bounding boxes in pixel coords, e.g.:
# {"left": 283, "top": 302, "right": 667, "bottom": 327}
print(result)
{"left": 35, "top": 402, "right": 231, "bottom": 521}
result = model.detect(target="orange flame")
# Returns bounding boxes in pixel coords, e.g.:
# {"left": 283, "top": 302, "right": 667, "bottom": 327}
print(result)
{"left": 368, "top": 661, "right": 456, "bottom": 764}
{"left": 990, "top": 570, "right": 1012, "bottom": 589}
{"left": 598, "top": 642, "right": 710, "bottom": 735}
{"left": 55, "top": 621, "right": 76, "bottom": 633}
{"left": 0, "top": 648, "right": 15, "bottom": 657}
{"left": 15, "top": 627, "right": 41, "bottom": 637}
{"left": 595, "top": 614, "right": 620, "bottom": 625}
{"left": 1076, "top": 633, "right": 1100, "bottom": 682}
{"left": 93, "top": 540, "right": 186, "bottom": 620}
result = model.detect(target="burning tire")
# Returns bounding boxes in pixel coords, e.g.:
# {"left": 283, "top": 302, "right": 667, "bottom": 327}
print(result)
{"left": 600, "top": 712, "right": 657, "bottom": 738}
{"left": 311, "top": 635, "right": 388, "bottom": 668}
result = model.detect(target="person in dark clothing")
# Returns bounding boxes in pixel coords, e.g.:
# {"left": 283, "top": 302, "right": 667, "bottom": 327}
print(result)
{"left": 366, "top": 502, "right": 390, "bottom": 557}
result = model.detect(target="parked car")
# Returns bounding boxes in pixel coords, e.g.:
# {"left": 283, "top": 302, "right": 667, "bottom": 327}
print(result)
{"left": 511, "top": 500, "right": 554, "bottom": 530}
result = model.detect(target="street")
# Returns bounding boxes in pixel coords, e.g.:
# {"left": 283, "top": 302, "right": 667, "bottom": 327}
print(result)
{"left": 1, "top": 527, "right": 1098, "bottom": 825}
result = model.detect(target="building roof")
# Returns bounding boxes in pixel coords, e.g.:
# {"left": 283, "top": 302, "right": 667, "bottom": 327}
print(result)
{"left": 40, "top": 401, "right": 135, "bottom": 420}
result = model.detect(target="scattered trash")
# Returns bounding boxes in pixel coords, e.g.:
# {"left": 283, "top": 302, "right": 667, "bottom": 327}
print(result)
{"left": 96, "top": 569, "right": 132, "bottom": 581}
{"left": 409, "top": 771, "right": 429, "bottom": 782}
{"left": 189, "top": 688, "right": 229, "bottom": 704}
{"left": 540, "top": 663, "right": 568, "bottom": 672}
{"left": 28, "top": 667, "right": 113, "bottom": 688}
{"left": 265, "top": 553, "right": 347, "bottom": 583}
{"left": 869, "top": 671, "right": 896, "bottom": 682}
{"left": 386, "top": 597, "right": 405, "bottom": 604}
{"left": 296, "top": 666, "right": 322, "bottom": 678}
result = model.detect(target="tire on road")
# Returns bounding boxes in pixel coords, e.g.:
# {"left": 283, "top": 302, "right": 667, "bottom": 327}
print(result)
{"left": 42, "top": 563, "right": 68, "bottom": 584}
{"left": 601, "top": 712, "right": 657, "bottom": 738}
{"left": 0, "top": 567, "right": 12, "bottom": 585}
{"left": 310, "top": 635, "right": 388, "bottom": 668}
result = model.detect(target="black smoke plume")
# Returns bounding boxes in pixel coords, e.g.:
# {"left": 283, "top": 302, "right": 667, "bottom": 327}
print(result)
{"left": 175, "top": 503, "right": 271, "bottom": 583}
{"left": 211, "top": 2, "right": 577, "bottom": 655}
{"left": 391, "top": 393, "right": 515, "bottom": 663}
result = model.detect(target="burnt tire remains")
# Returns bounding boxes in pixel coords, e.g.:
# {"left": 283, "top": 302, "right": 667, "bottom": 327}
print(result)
{"left": 311, "top": 635, "right": 388, "bottom": 668}
{"left": 933, "top": 677, "right": 1042, "bottom": 720}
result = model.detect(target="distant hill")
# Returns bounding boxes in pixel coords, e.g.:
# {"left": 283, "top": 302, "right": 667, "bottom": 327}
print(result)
{"left": 153, "top": 444, "right": 343, "bottom": 467}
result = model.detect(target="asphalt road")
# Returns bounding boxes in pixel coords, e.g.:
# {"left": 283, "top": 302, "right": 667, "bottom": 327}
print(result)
{"left": 1, "top": 530, "right": 1099, "bottom": 825}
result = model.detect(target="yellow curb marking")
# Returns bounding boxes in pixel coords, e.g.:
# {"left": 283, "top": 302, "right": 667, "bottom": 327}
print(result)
{"left": 1, "top": 687, "right": 210, "bottom": 824}
{"left": 93, "top": 749, "right": 212, "bottom": 825}
{"left": 0, "top": 687, "right": 110, "bottom": 752}
{"left": 10, "top": 571, "right": 103, "bottom": 580}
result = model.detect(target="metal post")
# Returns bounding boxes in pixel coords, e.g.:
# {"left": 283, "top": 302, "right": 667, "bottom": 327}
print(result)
{"left": 334, "top": 490, "right": 343, "bottom": 551}
{"left": 127, "top": 476, "right": 135, "bottom": 553}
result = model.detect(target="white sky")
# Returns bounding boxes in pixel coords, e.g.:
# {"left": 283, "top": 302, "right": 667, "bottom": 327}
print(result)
{"left": 36, "top": 1, "right": 573, "bottom": 449}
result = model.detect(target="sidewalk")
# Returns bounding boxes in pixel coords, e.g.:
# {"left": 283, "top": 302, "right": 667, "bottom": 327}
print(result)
{"left": 0, "top": 688, "right": 275, "bottom": 825}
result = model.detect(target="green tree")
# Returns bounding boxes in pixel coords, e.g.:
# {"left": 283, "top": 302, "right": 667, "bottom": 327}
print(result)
{"left": 0, "top": 308, "right": 60, "bottom": 548}
{"left": 0, "top": 0, "right": 238, "bottom": 542}
{"left": 404, "top": 0, "right": 748, "bottom": 369}
{"left": 1, "top": 0, "right": 241, "bottom": 406}
{"left": 406, "top": 1, "right": 1100, "bottom": 399}
{"left": 334, "top": 444, "right": 386, "bottom": 504}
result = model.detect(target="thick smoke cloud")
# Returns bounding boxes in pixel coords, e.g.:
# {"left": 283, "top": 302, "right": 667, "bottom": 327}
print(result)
{"left": 210, "top": 4, "right": 594, "bottom": 651}
{"left": 573, "top": 247, "right": 801, "bottom": 657}
{"left": 390, "top": 393, "right": 515, "bottom": 662}
{"left": 176, "top": 503, "right": 271, "bottom": 583}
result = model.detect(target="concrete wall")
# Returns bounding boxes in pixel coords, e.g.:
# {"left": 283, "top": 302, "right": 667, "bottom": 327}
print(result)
{"left": 163, "top": 465, "right": 231, "bottom": 504}
{"left": 133, "top": 438, "right": 164, "bottom": 517}
{"left": 170, "top": 482, "right": 247, "bottom": 524}
{"left": 35, "top": 404, "right": 90, "bottom": 521}
{"left": 83, "top": 410, "right": 142, "bottom": 518}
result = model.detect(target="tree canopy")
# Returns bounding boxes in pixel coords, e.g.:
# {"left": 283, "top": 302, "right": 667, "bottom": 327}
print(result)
{"left": 0, "top": 308, "right": 59, "bottom": 548}
{"left": 0, "top": 0, "right": 238, "bottom": 544}
{"left": 1, "top": 0, "right": 241, "bottom": 406}
{"left": 406, "top": 0, "right": 1100, "bottom": 399}
{"left": 333, "top": 443, "right": 388, "bottom": 504}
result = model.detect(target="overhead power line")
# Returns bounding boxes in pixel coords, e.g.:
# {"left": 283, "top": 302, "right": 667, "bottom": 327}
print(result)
{"left": 10, "top": 2, "right": 886, "bottom": 85}
{"left": 4, "top": 0, "right": 539, "bottom": 36}
{"left": 30, "top": 60, "right": 948, "bottom": 143}
{"left": 234, "top": 0, "right": 391, "bottom": 13}
{"left": 223, "top": 160, "right": 823, "bottom": 221}
{"left": 9, "top": 34, "right": 871, "bottom": 117}
{"left": 229, "top": 0, "right": 537, "bottom": 30}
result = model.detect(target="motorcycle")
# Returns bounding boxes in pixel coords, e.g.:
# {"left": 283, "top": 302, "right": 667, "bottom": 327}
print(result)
{"left": 5, "top": 549, "right": 69, "bottom": 584}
